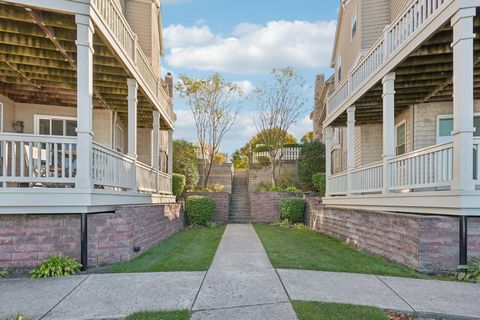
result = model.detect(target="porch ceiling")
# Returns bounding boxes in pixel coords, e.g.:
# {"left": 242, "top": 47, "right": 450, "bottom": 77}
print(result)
{"left": 331, "top": 12, "right": 480, "bottom": 126}
{"left": 0, "top": 2, "right": 163, "bottom": 128}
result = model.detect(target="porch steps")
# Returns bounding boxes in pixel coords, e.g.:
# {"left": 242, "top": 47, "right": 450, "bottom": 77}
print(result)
{"left": 228, "top": 169, "right": 252, "bottom": 224}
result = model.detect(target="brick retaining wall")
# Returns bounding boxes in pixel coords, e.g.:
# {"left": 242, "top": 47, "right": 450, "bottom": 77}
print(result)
{"left": 0, "top": 203, "right": 184, "bottom": 268}
{"left": 250, "top": 192, "right": 303, "bottom": 222}
{"left": 305, "top": 197, "right": 480, "bottom": 273}
{"left": 181, "top": 192, "right": 230, "bottom": 222}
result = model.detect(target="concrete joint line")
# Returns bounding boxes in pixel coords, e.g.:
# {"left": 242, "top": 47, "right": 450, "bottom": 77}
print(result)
{"left": 192, "top": 301, "right": 291, "bottom": 313}
{"left": 375, "top": 276, "right": 416, "bottom": 313}
{"left": 39, "top": 275, "right": 91, "bottom": 320}
{"left": 274, "top": 268, "right": 293, "bottom": 303}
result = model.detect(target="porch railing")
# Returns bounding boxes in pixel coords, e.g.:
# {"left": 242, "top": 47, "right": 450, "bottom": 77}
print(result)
{"left": 389, "top": 142, "right": 453, "bottom": 190}
{"left": 327, "top": 172, "right": 348, "bottom": 196}
{"left": 327, "top": 0, "right": 448, "bottom": 115}
{"left": 92, "top": 0, "right": 174, "bottom": 121}
{"left": 92, "top": 142, "right": 135, "bottom": 190}
{"left": 0, "top": 133, "right": 77, "bottom": 186}
{"left": 474, "top": 138, "right": 480, "bottom": 184}
{"left": 350, "top": 161, "right": 383, "bottom": 194}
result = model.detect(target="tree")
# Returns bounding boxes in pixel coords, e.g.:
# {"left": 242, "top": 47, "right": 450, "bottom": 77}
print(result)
{"left": 176, "top": 73, "right": 244, "bottom": 187}
{"left": 231, "top": 150, "right": 248, "bottom": 169}
{"left": 250, "top": 129, "right": 297, "bottom": 150}
{"left": 172, "top": 139, "right": 199, "bottom": 191}
{"left": 301, "top": 131, "right": 313, "bottom": 143}
{"left": 297, "top": 141, "right": 326, "bottom": 190}
{"left": 253, "top": 67, "right": 309, "bottom": 186}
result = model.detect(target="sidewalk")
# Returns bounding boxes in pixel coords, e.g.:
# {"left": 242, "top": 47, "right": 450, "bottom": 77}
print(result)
{"left": 1, "top": 224, "right": 480, "bottom": 319}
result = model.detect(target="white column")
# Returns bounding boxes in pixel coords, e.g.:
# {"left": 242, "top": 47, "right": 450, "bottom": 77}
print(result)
{"left": 167, "top": 129, "right": 173, "bottom": 175}
{"left": 127, "top": 78, "right": 138, "bottom": 191}
{"left": 75, "top": 14, "right": 94, "bottom": 190}
{"left": 347, "top": 106, "right": 356, "bottom": 195}
{"left": 451, "top": 8, "right": 476, "bottom": 191}
{"left": 152, "top": 111, "right": 160, "bottom": 170}
{"left": 324, "top": 126, "right": 334, "bottom": 196}
{"left": 382, "top": 73, "right": 396, "bottom": 194}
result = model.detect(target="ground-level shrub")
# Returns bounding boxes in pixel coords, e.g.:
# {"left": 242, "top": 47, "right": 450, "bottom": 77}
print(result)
{"left": 297, "top": 141, "right": 326, "bottom": 190}
{"left": 312, "top": 172, "right": 326, "bottom": 196}
{"left": 186, "top": 196, "right": 216, "bottom": 226}
{"left": 30, "top": 255, "right": 81, "bottom": 278}
{"left": 456, "top": 260, "right": 480, "bottom": 283}
{"left": 172, "top": 173, "right": 186, "bottom": 198}
{"left": 279, "top": 197, "right": 305, "bottom": 223}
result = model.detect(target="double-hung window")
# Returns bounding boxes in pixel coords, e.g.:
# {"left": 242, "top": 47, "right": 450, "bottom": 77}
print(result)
{"left": 395, "top": 121, "right": 406, "bottom": 155}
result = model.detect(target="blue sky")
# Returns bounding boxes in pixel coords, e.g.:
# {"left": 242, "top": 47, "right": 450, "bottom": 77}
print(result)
{"left": 161, "top": 0, "right": 339, "bottom": 155}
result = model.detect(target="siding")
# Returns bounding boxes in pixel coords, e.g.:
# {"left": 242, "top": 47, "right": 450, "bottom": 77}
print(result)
{"left": 390, "top": 0, "right": 410, "bottom": 21}
{"left": 359, "top": 123, "right": 383, "bottom": 165}
{"left": 361, "top": 0, "right": 390, "bottom": 49}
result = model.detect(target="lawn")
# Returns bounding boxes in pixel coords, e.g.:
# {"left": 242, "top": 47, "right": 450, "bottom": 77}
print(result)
{"left": 292, "top": 301, "right": 390, "bottom": 320}
{"left": 126, "top": 310, "right": 190, "bottom": 320}
{"left": 254, "top": 224, "right": 425, "bottom": 278}
{"left": 109, "top": 226, "right": 225, "bottom": 273}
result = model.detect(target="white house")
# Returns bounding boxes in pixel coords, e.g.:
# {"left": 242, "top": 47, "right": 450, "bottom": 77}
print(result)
{"left": 319, "top": 0, "right": 480, "bottom": 266}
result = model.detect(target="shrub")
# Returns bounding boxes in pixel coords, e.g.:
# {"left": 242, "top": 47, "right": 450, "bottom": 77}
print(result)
{"left": 284, "top": 186, "right": 300, "bottom": 192}
{"left": 173, "top": 140, "right": 200, "bottom": 191}
{"left": 192, "top": 186, "right": 213, "bottom": 192}
{"left": 172, "top": 173, "right": 186, "bottom": 198}
{"left": 4, "top": 314, "right": 31, "bottom": 320}
{"left": 0, "top": 268, "right": 8, "bottom": 278}
{"left": 186, "top": 196, "right": 216, "bottom": 226}
{"left": 30, "top": 255, "right": 81, "bottom": 278}
{"left": 312, "top": 173, "right": 326, "bottom": 196}
{"left": 213, "top": 153, "right": 226, "bottom": 165}
{"left": 279, "top": 197, "right": 305, "bottom": 223}
{"left": 257, "top": 156, "right": 271, "bottom": 167}
{"left": 268, "top": 185, "right": 284, "bottom": 192}
{"left": 456, "top": 260, "right": 480, "bottom": 283}
{"left": 297, "top": 141, "right": 326, "bottom": 190}
{"left": 209, "top": 183, "right": 225, "bottom": 192}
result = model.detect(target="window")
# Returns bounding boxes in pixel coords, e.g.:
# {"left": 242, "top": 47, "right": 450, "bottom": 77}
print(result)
{"left": 115, "top": 124, "right": 124, "bottom": 153}
{"left": 35, "top": 115, "right": 77, "bottom": 136}
{"left": 337, "top": 55, "right": 342, "bottom": 82}
{"left": 395, "top": 121, "right": 406, "bottom": 155}
{"left": 351, "top": 13, "right": 357, "bottom": 39}
{"left": 437, "top": 115, "right": 480, "bottom": 144}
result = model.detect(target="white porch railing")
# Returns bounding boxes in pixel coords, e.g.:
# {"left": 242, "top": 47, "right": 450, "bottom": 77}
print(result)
{"left": 350, "top": 161, "right": 384, "bottom": 194}
{"left": 327, "top": 172, "right": 348, "bottom": 196}
{"left": 91, "top": 0, "right": 174, "bottom": 121}
{"left": 389, "top": 142, "right": 453, "bottom": 190}
{"left": 252, "top": 147, "right": 301, "bottom": 164}
{"left": 92, "top": 142, "right": 135, "bottom": 190}
{"left": 327, "top": 0, "right": 448, "bottom": 115}
{"left": 0, "top": 133, "right": 77, "bottom": 186}
{"left": 474, "top": 138, "right": 480, "bottom": 184}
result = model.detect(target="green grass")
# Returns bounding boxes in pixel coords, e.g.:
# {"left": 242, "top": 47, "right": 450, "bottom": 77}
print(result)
{"left": 126, "top": 310, "right": 190, "bottom": 320}
{"left": 254, "top": 224, "right": 425, "bottom": 278}
{"left": 109, "top": 226, "right": 225, "bottom": 273}
{"left": 292, "top": 301, "right": 390, "bottom": 320}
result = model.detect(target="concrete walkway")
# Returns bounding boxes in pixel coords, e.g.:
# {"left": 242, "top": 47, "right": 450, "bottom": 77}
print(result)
{"left": 1, "top": 224, "right": 480, "bottom": 319}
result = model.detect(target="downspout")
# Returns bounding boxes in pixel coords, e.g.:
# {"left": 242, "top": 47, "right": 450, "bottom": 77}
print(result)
{"left": 80, "top": 212, "right": 88, "bottom": 271}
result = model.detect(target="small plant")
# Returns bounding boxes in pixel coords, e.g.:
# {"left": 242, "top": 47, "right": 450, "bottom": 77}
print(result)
{"left": 209, "top": 183, "right": 225, "bottom": 192}
{"left": 0, "top": 268, "right": 9, "bottom": 278}
{"left": 456, "top": 260, "right": 480, "bottom": 283}
{"left": 192, "top": 186, "right": 214, "bottom": 192}
{"left": 4, "top": 313, "right": 31, "bottom": 320}
{"left": 279, "top": 197, "right": 305, "bottom": 223}
{"left": 172, "top": 173, "right": 186, "bottom": 198}
{"left": 186, "top": 196, "right": 216, "bottom": 226}
{"left": 206, "top": 221, "right": 224, "bottom": 229}
{"left": 284, "top": 186, "right": 299, "bottom": 192}
{"left": 30, "top": 255, "right": 81, "bottom": 278}
{"left": 257, "top": 156, "right": 271, "bottom": 167}
{"left": 269, "top": 185, "right": 284, "bottom": 192}
{"left": 312, "top": 172, "right": 326, "bottom": 196}
{"left": 271, "top": 219, "right": 307, "bottom": 229}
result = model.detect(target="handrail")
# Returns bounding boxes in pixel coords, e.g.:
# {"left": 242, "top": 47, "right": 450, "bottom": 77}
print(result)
{"left": 351, "top": 160, "right": 383, "bottom": 173}
{"left": 0, "top": 133, "right": 76, "bottom": 144}
{"left": 389, "top": 141, "right": 452, "bottom": 163}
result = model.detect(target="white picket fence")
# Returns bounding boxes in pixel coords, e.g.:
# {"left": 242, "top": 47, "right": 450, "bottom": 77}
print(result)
{"left": 252, "top": 147, "right": 301, "bottom": 164}
{"left": 327, "top": 0, "right": 448, "bottom": 115}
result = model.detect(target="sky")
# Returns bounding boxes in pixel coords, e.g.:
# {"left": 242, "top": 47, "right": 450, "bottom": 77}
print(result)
{"left": 161, "top": 0, "right": 339, "bottom": 156}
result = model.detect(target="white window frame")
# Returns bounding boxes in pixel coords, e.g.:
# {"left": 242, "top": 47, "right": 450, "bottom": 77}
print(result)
{"left": 115, "top": 123, "right": 124, "bottom": 153}
{"left": 34, "top": 115, "right": 77, "bottom": 136}
{"left": 395, "top": 120, "right": 406, "bottom": 156}
{"left": 436, "top": 113, "right": 480, "bottom": 144}
{"left": 351, "top": 10, "right": 357, "bottom": 40}
{"left": 0, "top": 102, "right": 3, "bottom": 132}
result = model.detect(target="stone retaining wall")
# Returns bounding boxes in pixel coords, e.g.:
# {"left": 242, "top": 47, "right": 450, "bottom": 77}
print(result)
{"left": 304, "top": 197, "right": 480, "bottom": 273}
{"left": 250, "top": 192, "right": 303, "bottom": 222}
{"left": 248, "top": 161, "right": 299, "bottom": 192}
{"left": 181, "top": 192, "right": 230, "bottom": 222}
{"left": 0, "top": 203, "right": 184, "bottom": 268}
{"left": 197, "top": 162, "right": 233, "bottom": 193}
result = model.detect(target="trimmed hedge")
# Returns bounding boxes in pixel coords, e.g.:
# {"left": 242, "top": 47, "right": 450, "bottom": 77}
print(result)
{"left": 279, "top": 197, "right": 305, "bottom": 223}
{"left": 312, "top": 173, "right": 326, "bottom": 196}
{"left": 172, "top": 173, "right": 186, "bottom": 198}
{"left": 185, "top": 196, "right": 216, "bottom": 226}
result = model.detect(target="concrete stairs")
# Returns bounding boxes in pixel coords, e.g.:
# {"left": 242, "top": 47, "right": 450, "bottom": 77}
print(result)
{"left": 228, "top": 169, "right": 252, "bottom": 224}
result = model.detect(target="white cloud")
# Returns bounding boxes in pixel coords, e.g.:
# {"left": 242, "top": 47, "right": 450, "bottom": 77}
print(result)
{"left": 234, "top": 80, "right": 256, "bottom": 96}
{"left": 164, "top": 20, "right": 336, "bottom": 74}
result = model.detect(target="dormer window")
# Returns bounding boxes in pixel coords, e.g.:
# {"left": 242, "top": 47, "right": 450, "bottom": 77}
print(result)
{"left": 351, "top": 12, "right": 357, "bottom": 39}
